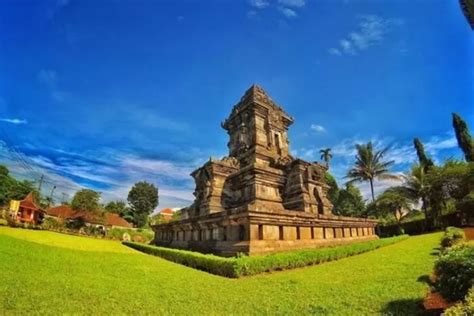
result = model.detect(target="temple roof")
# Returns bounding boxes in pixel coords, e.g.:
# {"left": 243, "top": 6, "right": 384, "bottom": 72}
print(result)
{"left": 460, "top": 0, "right": 474, "bottom": 29}
{"left": 223, "top": 84, "right": 294, "bottom": 128}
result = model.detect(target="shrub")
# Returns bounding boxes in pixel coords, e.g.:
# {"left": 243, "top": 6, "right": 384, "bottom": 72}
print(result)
{"left": 444, "top": 287, "right": 474, "bottom": 316}
{"left": 434, "top": 244, "right": 474, "bottom": 302}
{"left": 441, "top": 227, "right": 465, "bottom": 249}
{"left": 123, "top": 241, "right": 238, "bottom": 277}
{"left": 107, "top": 228, "right": 153, "bottom": 243}
{"left": 42, "top": 217, "right": 65, "bottom": 231}
{"left": 82, "top": 225, "right": 105, "bottom": 237}
{"left": 124, "top": 235, "right": 408, "bottom": 278}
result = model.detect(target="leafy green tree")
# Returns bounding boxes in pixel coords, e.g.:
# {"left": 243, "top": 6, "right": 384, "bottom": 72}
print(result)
{"left": 0, "top": 165, "right": 9, "bottom": 177}
{"left": 346, "top": 142, "right": 399, "bottom": 202}
{"left": 71, "top": 189, "right": 101, "bottom": 213}
{"left": 171, "top": 209, "right": 182, "bottom": 221}
{"left": 105, "top": 200, "right": 134, "bottom": 222}
{"left": 413, "top": 138, "right": 434, "bottom": 171}
{"left": 324, "top": 172, "right": 339, "bottom": 206}
{"left": 426, "top": 160, "right": 473, "bottom": 226}
{"left": 0, "top": 165, "right": 36, "bottom": 205}
{"left": 375, "top": 187, "right": 416, "bottom": 233}
{"left": 453, "top": 113, "right": 474, "bottom": 162}
{"left": 149, "top": 213, "right": 164, "bottom": 225}
{"left": 127, "top": 181, "right": 159, "bottom": 228}
{"left": 333, "top": 183, "right": 366, "bottom": 217}
{"left": 319, "top": 148, "right": 332, "bottom": 168}
{"left": 105, "top": 200, "right": 129, "bottom": 215}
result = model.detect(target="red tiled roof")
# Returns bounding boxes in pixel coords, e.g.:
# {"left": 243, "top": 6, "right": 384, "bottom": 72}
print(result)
{"left": 20, "top": 193, "right": 44, "bottom": 212}
{"left": 47, "top": 205, "right": 76, "bottom": 218}
{"left": 47, "top": 205, "right": 132, "bottom": 228}
{"left": 69, "top": 211, "right": 105, "bottom": 225}
{"left": 105, "top": 213, "right": 133, "bottom": 228}
{"left": 160, "top": 208, "right": 175, "bottom": 215}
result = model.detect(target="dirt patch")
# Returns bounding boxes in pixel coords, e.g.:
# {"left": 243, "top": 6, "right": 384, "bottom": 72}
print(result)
{"left": 423, "top": 292, "right": 454, "bottom": 313}
{"left": 464, "top": 227, "right": 474, "bottom": 240}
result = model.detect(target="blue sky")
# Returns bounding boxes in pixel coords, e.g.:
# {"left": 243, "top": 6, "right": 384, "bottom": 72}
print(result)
{"left": 0, "top": 0, "right": 473, "bottom": 211}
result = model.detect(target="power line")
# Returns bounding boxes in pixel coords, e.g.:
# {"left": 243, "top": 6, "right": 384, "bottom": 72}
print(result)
{"left": 0, "top": 127, "right": 83, "bottom": 199}
{"left": 0, "top": 127, "right": 43, "bottom": 178}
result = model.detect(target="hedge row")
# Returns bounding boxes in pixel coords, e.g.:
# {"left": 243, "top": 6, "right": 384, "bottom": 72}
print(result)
{"left": 123, "top": 241, "right": 238, "bottom": 277}
{"left": 123, "top": 235, "right": 408, "bottom": 278}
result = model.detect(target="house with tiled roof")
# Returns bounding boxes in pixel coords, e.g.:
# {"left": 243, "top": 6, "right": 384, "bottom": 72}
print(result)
{"left": 46, "top": 205, "right": 133, "bottom": 229}
{"left": 13, "top": 193, "right": 46, "bottom": 225}
{"left": 105, "top": 213, "right": 133, "bottom": 229}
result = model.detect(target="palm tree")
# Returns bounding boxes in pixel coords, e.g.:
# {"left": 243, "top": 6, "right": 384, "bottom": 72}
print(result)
{"left": 319, "top": 148, "right": 332, "bottom": 167}
{"left": 346, "top": 142, "right": 399, "bottom": 202}
{"left": 401, "top": 164, "right": 430, "bottom": 229}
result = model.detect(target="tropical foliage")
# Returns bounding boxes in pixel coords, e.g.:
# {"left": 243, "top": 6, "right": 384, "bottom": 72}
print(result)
{"left": 0, "top": 165, "right": 36, "bottom": 206}
{"left": 332, "top": 183, "right": 366, "bottom": 217}
{"left": 374, "top": 187, "right": 416, "bottom": 232}
{"left": 453, "top": 113, "right": 474, "bottom": 162}
{"left": 319, "top": 148, "right": 332, "bottom": 167}
{"left": 346, "top": 142, "right": 399, "bottom": 202}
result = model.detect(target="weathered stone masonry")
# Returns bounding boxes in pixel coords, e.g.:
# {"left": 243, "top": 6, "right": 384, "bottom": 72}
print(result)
{"left": 153, "top": 85, "right": 378, "bottom": 256}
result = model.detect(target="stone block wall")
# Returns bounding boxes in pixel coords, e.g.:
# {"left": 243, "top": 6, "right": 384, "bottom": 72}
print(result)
{"left": 153, "top": 213, "right": 378, "bottom": 256}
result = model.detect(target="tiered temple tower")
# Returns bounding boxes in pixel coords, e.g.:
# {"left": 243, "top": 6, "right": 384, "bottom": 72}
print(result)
{"left": 153, "top": 85, "right": 378, "bottom": 256}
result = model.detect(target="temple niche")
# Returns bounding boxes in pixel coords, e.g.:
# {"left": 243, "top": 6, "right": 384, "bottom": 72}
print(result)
{"left": 152, "top": 85, "right": 378, "bottom": 256}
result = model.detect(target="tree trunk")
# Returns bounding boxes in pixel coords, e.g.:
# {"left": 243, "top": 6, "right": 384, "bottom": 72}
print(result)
{"left": 369, "top": 178, "right": 375, "bottom": 202}
{"left": 395, "top": 209, "right": 403, "bottom": 235}
{"left": 421, "top": 196, "right": 430, "bottom": 232}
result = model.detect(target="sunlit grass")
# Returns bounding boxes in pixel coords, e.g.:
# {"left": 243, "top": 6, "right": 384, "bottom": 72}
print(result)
{"left": 0, "top": 226, "right": 133, "bottom": 253}
{"left": 0, "top": 226, "right": 440, "bottom": 314}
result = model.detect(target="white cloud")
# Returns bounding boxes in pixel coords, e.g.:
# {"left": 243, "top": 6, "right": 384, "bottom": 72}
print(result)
{"left": 0, "top": 118, "right": 28, "bottom": 125}
{"left": 37, "top": 69, "right": 57, "bottom": 86}
{"left": 340, "top": 39, "right": 355, "bottom": 55}
{"left": 248, "top": 0, "right": 305, "bottom": 19}
{"left": 249, "top": 0, "right": 269, "bottom": 9}
{"left": 247, "top": 10, "right": 258, "bottom": 18}
{"left": 278, "top": 0, "right": 306, "bottom": 8}
{"left": 120, "top": 156, "right": 194, "bottom": 180}
{"left": 310, "top": 124, "right": 326, "bottom": 133}
{"left": 329, "top": 15, "right": 403, "bottom": 56}
{"left": 328, "top": 48, "right": 341, "bottom": 56}
{"left": 278, "top": 7, "right": 298, "bottom": 18}
{"left": 355, "top": 174, "right": 404, "bottom": 201}
{"left": 37, "top": 69, "right": 66, "bottom": 102}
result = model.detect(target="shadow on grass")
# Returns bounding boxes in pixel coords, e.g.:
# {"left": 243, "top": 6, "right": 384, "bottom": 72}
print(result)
{"left": 430, "top": 247, "right": 441, "bottom": 256}
{"left": 381, "top": 298, "right": 426, "bottom": 316}
{"left": 417, "top": 274, "right": 433, "bottom": 286}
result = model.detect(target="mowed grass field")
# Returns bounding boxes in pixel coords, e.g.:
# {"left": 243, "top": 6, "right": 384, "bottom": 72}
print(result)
{"left": 0, "top": 226, "right": 440, "bottom": 315}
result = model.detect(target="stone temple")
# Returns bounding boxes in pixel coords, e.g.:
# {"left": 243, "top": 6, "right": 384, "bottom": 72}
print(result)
{"left": 153, "top": 85, "right": 378, "bottom": 256}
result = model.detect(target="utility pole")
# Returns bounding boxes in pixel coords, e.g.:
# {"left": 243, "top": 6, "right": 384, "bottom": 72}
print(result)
{"left": 37, "top": 174, "right": 44, "bottom": 194}
{"left": 48, "top": 185, "right": 56, "bottom": 208}
{"left": 61, "top": 193, "right": 67, "bottom": 204}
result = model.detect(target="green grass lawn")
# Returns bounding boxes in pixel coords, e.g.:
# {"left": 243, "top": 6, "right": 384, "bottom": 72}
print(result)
{"left": 0, "top": 226, "right": 440, "bottom": 315}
